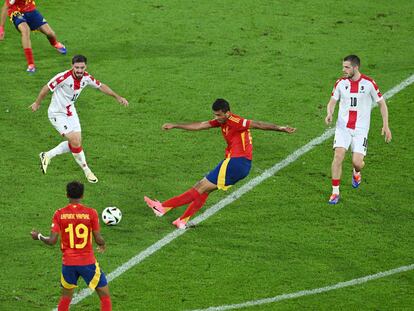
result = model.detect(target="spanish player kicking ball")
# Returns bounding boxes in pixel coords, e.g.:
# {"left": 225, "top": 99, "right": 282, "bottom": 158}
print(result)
{"left": 144, "top": 98, "right": 296, "bottom": 229}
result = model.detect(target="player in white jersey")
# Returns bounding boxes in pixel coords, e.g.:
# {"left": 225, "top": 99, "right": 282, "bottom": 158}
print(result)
{"left": 30, "top": 55, "right": 129, "bottom": 183}
{"left": 325, "top": 55, "right": 392, "bottom": 204}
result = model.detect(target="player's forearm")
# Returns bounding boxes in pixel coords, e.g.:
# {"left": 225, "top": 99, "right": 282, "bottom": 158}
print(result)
{"left": 326, "top": 98, "right": 337, "bottom": 116}
{"left": 34, "top": 85, "right": 50, "bottom": 104}
{"left": 172, "top": 123, "right": 207, "bottom": 131}
{"left": 252, "top": 121, "right": 284, "bottom": 131}
{"left": 99, "top": 84, "right": 120, "bottom": 99}
{"left": 378, "top": 100, "right": 389, "bottom": 127}
{"left": 93, "top": 231, "right": 105, "bottom": 246}
{"left": 0, "top": 3, "right": 7, "bottom": 27}
{"left": 36, "top": 232, "right": 58, "bottom": 245}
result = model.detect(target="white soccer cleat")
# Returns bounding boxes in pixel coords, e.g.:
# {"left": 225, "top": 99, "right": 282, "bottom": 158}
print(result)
{"left": 39, "top": 152, "right": 50, "bottom": 174}
{"left": 85, "top": 171, "right": 98, "bottom": 183}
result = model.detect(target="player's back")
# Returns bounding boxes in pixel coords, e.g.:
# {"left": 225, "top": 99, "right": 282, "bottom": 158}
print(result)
{"left": 53, "top": 203, "right": 100, "bottom": 266}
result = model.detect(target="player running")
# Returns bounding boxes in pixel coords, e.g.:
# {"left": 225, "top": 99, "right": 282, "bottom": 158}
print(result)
{"left": 144, "top": 98, "right": 296, "bottom": 229}
{"left": 30, "top": 54, "right": 129, "bottom": 183}
{"left": 325, "top": 55, "right": 392, "bottom": 204}
{"left": 0, "top": 0, "right": 66, "bottom": 73}
{"left": 30, "top": 181, "right": 112, "bottom": 311}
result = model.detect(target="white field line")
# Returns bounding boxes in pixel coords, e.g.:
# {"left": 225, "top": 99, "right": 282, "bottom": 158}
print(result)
{"left": 189, "top": 264, "right": 414, "bottom": 311}
{"left": 54, "top": 74, "right": 414, "bottom": 310}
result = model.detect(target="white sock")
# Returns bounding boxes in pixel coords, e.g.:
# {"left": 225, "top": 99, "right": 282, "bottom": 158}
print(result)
{"left": 332, "top": 186, "right": 340, "bottom": 195}
{"left": 46, "top": 141, "right": 70, "bottom": 159}
{"left": 71, "top": 150, "right": 90, "bottom": 172}
{"left": 353, "top": 168, "right": 361, "bottom": 176}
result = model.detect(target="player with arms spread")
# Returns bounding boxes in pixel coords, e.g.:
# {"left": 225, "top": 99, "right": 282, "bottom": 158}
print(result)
{"left": 325, "top": 55, "right": 392, "bottom": 204}
{"left": 144, "top": 98, "right": 296, "bottom": 229}
{"left": 0, "top": 0, "right": 66, "bottom": 73}
{"left": 30, "top": 181, "right": 112, "bottom": 311}
{"left": 30, "top": 54, "right": 129, "bottom": 183}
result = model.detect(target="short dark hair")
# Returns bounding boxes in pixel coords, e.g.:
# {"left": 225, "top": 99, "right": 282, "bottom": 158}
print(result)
{"left": 212, "top": 98, "right": 230, "bottom": 112}
{"left": 343, "top": 55, "right": 360, "bottom": 67}
{"left": 72, "top": 54, "right": 87, "bottom": 64}
{"left": 66, "top": 181, "right": 84, "bottom": 199}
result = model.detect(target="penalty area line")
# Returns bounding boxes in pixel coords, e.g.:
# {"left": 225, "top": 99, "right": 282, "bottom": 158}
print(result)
{"left": 53, "top": 74, "right": 414, "bottom": 310}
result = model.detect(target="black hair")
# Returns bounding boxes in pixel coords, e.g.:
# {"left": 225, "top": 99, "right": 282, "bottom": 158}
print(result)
{"left": 72, "top": 54, "right": 87, "bottom": 64}
{"left": 343, "top": 55, "right": 360, "bottom": 67}
{"left": 212, "top": 98, "right": 230, "bottom": 112}
{"left": 66, "top": 181, "right": 84, "bottom": 199}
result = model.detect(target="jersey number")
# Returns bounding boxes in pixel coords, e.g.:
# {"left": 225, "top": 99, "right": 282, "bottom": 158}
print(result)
{"left": 71, "top": 93, "right": 79, "bottom": 102}
{"left": 350, "top": 97, "right": 358, "bottom": 107}
{"left": 64, "top": 223, "right": 89, "bottom": 249}
{"left": 66, "top": 105, "right": 73, "bottom": 117}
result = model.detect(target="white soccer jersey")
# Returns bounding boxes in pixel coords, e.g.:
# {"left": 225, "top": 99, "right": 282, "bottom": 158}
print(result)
{"left": 331, "top": 74, "right": 383, "bottom": 130}
{"left": 47, "top": 70, "right": 101, "bottom": 117}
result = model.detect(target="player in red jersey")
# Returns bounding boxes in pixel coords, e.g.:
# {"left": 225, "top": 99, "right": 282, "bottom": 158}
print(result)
{"left": 0, "top": 0, "right": 66, "bottom": 73}
{"left": 30, "top": 181, "right": 112, "bottom": 311}
{"left": 144, "top": 98, "right": 296, "bottom": 229}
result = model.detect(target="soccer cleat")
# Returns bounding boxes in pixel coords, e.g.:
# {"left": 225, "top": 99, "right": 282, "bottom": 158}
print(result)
{"left": 144, "top": 196, "right": 166, "bottom": 217}
{"left": 39, "top": 152, "right": 50, "bottom": 174}
{"left": 172, "top": 218, "right": 187, "bottom": 229}
{"left": 328, "top": 193, "right": 340, "bottom": 204}
{"left": 27, "top": 64, "right": 36, "bottom": 73}
{"left": 85, "top": 171, "right": 98, "bottom": 183}
{"left": 54, "top": 42, "right": 67, "bottom": 55}
{"left": 352, "top": 173, "right": 361, "bottom": 188}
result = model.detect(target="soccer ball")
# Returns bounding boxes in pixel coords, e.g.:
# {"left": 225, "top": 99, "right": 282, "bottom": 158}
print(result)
{"left": 102, "top": 207, "right": 122, "bottom": 226}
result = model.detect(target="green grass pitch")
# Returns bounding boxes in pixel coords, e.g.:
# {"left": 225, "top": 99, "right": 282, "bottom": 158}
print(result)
{"left": 0, "top": 0, "right": 413, "bottom": 310}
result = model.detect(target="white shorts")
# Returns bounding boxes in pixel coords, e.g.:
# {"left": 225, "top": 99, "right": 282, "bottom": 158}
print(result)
{"left": 48, "top": 113, "right": 81, "bottom": 136}
{"left": 333, "top": 127, "right": 369, "bottom": 155}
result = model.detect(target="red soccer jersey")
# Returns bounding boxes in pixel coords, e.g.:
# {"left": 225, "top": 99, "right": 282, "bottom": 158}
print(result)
{"left": 6, "top": 0, "right": 36, "bottom": 16}
{"left": 209, "top": 113, "right": 253, "bottom": 160}
{"left": 51, "top": 203, "right": 100, "bottom": 266}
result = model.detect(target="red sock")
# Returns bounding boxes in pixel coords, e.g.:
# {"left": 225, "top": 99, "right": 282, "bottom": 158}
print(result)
{"left": 332, "top": 179, "right": 340, "bottom": 186}
{"left": 163, "top": 188, "right": 199, "bottom": 208}
{"left": 69, "top": 144, "right": 83, "bottom": 153}
{"left": 100, "top": 295, "right": 112, "bottom": 311}
{"left": 48, "top": 35, "right": 58, "bottom": 46}
{"left": 58, "top": 296, "right": 71, "bottom": 311}
{"left": 24, "top": 48, "right": 34, "bottom": 65}
{"left": 180, "top": 192, "right": 209, "bottom": 221}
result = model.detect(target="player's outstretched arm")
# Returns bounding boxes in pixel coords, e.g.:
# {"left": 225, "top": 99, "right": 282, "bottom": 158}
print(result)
{"left": 93, "top": 231, "right": 106, "bottom": 253}
{"left": 98, "top": 83, "right": 129, "bottom": 106}
{"left": 30, "top": 230, "right": 58, "bottom": 246}
{"left": 250, "top": 120, "right": 296, "bottom": 133}
{"left": 0, "top": 2, "right": 7, "bottom": 40}
{"left": 162, "top": 121, "right": 212, "bottom": 131}
{"left": 30, "top": 84, "right": 50, "bottom": 112}
{"left": 377, "top": 98, "right": 392, "bottom": 143}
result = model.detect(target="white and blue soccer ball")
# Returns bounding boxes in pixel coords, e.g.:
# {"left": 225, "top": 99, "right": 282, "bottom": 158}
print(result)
{"left": 102, "top": 207, "right": 122, "bottom": 226}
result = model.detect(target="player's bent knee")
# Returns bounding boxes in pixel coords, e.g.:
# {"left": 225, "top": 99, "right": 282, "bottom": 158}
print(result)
{"left": 96, "top": 285, "right": 110, "bottom": 297}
